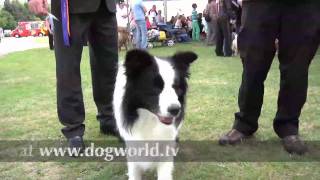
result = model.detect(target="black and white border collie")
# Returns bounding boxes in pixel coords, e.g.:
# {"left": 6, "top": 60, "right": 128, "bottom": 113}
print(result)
{"left": 113, "top": 49, "right": 197, "bottom": 180}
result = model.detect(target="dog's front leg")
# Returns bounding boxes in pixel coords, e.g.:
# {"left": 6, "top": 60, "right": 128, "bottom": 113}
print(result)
{"left": 128, "top": 162, "right": 142, "bottom": 180}
{"left": 157, "top": 162, "right": 174, "bottom": 180}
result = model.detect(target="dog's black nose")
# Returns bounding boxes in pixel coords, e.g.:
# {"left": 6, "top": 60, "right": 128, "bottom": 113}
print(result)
{"left": 168, "top": 105, "right": 181, "bottom": 116}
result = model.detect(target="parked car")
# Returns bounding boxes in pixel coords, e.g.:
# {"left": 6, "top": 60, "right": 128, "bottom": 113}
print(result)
{"left": 4, "top": 30, "right": 12, "bottom": 37}
{"left": 31, "top": 26, "right": 48, "bottom": 37}
{"left": 11, "top": 21, "right": 47, "bottom": 38}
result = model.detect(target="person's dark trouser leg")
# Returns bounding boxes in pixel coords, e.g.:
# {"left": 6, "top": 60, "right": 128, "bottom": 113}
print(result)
{"left": 211, "top": 19, "right": 218, "bottom": 45}
{"left": 206, "top": 22, "right": 213, "bottom": 45}
{"left": 233, "top": 1, "right": 280, "bottom": 135}
{"left": 48, "top": 33, "right": 54, "bottom": 50}
{"left": 221, "top": 17, "right": 232, "bottom": 56}
{"left": 215, "top": 19, "right": 224, "bottom": 56}
{"left": 236, "top": 8, "right": 242, "bottom": 34}
{"left": 274, "top": 2, "right": 320, "bottom": 138}
{"left": 207, "top": 19, "right": 217, "bottom": 45}
{"left": 88, "top": 5, "right": 118, "bottom": 125}
{"left": 52, "top": 1, "right": 91, "bottom": 139}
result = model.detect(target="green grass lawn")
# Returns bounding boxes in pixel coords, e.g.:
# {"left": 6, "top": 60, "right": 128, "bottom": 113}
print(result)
{"left": 0, "top": 43, "right": 320, "bottom": 179}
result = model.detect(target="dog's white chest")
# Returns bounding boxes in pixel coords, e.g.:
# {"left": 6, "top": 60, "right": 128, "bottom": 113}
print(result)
{"left": 129, "top": 109, "right": 178, "bottom": 141}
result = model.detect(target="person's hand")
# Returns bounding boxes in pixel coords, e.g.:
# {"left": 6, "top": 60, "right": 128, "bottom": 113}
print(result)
{"left": 28, "top": 0, "right": 48, "bottom": 15}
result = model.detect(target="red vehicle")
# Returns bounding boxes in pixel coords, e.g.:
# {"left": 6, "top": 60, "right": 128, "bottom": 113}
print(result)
{"left": 11, "top": 21, "right": 47, "bottom": 38}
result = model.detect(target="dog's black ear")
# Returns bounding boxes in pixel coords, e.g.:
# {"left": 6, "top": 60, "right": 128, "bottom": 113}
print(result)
{"left": 125, "top": 49, "right": 153, "bottom": 77}
{"left": 172, "top": 51, "right": 198, "bottom": 71}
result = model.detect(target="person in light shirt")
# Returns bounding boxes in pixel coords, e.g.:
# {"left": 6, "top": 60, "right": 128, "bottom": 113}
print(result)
{"left": 116, "top": 2, "right": 129, "bottom": 29}
{"left": 132, "top": 0, "right": 147, "bottom": 49}
{"left": 156, "top": 10, "right": 165, "bottom": 25}
{"left": 148, "top": 5, "right": 157, "bottom": 26}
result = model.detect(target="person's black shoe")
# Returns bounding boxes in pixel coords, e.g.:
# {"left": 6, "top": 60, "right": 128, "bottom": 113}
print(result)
{"left": 100, "top": 118, "right": 119, "bottom": 136}
{"left": 68, "top": 136, "right": 85, "bottom": 156}
{"left": 282, "top": 135, "right": 307, "bottom": 155}
{"left": 219, "top": 129, "right": 248, "bottom": 145}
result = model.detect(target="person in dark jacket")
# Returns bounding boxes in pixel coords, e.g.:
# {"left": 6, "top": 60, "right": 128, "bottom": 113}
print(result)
{"left": 215, "top": 0, "right": 235, "bottom": 57}
{"left": 219, "top": 0, "right": 320, "bottom": 155}
{"left": 29, "top": 0, "right": 118, "bottom": 150}
{"left": 231, "top": 0, "right": 241, "bottom": 33}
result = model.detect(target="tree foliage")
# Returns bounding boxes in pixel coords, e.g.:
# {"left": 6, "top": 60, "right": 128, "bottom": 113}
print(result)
{"left": 1, "top": 0, "right": 45, "bottom": 29}
{"left": 4, "top": 0, "right": 39, "bottom": 21}
{"left": 0, "top": 9, "right": 16, "bottom": 29}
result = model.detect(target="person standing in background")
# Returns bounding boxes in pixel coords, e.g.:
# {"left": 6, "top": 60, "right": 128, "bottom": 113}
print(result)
{"left": 191, "top": 3, "right": 200, "bottom": 41}
{"left": 145, "top": 16, "right": 152, "bottom": 30}
{"left": 201, "top": 13, "right": 208, "bottom": 39}
{"left": 174, "top": 15, "right": 183, "bottom": 29}
{"left": 28, "top": 0, "right": 119, "bottom": 151}
{"left": 129, "top": 7, "right": 137, "bottom": 48}
{"left": 45, "top": 15, "right": 54, "bottom": 50}
{"left": 231, "top": 0, "right": 242, "bottom": 33}
{"left": 116, "top": 2, "right": 129, "bottom": 30}
{"left": 148, "top": 5, "right": 157, "bottom": 26}
{"left": 215, "top": 0, "right": 234, "bottom": 57}
{"left": 132, "top": 0, "right": 147, "bottom": 49}
{"left": 0, "top": 28, "right": 3, "bottom": 43}
{"left": 186, "top": 16, "right": 193, "bottom": 38}
{"left": 204, "top": 0, "right": 218, "bottom": 46}
{"left": 117, "top": 2, "right": 129, "bottom": 50}
{"left": 156, "top": 10, "right": 165, "bottom": 25}
{"left": 198, "top": 13, "right": 204, "bottom": 35}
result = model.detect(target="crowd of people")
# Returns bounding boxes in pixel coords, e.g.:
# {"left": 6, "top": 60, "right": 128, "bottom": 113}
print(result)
{"left": 205, "top": 0, "right": 242, "bottom": 56}
{"left": 116, "top": 0, "right": 242, "bottom": 56}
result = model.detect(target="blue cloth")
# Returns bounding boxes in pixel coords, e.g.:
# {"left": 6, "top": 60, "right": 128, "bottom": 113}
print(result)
{"left": 61, "top": 0, "right": 70, "bottom": 46}
{"left": 191, "top": 9, "right": 198, "bottom": 21}
{"left": 135, "top": 20, "right": 148, "bottom": 49}
{"left": 133, "top": 0, "right": 145, "bottom": 21}
{"left": 177, "top": 33, "right": 191, "bottom": 42}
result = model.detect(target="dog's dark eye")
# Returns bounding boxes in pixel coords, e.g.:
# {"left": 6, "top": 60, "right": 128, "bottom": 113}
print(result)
{"left": 172, "top": 84, "right": 180, "bottom": 90}
{"left": 153, "top": 75, "right": 164, "bottom": 90}
{"left": 172, "top": 84, "right": 183, "bottom": 95}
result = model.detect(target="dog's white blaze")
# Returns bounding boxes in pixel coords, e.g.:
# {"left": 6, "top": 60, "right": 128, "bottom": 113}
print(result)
{"left": 155, "top": 57, "right": 181, "bottom": 117}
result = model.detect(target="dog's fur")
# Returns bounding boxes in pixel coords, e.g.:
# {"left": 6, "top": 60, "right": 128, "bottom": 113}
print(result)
{"left": 113, "top": 50, "right": 197, "bottom": 180}
{"left": 118, "top": 27, "right": 130, "bottom": 51}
